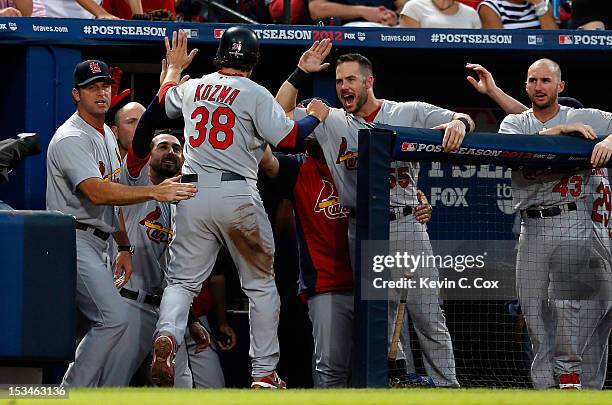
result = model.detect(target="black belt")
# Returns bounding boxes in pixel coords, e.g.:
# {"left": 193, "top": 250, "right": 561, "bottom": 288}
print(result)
{"left": 181, "top": 172, "right": 245, "bottom": 183}
{"left": 120, "top": 288, "right": 162, "bottom": 306}
{"left": 75, "top": 221, "right": 110, "bottom": 241}
{"left": 521, "top": 202, "right": 577, "bottom": 220}
{"left": 348, "top": 206, "right": 413, "bottom": 221}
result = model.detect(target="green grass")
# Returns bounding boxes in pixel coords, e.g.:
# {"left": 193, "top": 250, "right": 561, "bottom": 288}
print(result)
{"left": 4, "top": 388, "right": 612, "bottom": 405}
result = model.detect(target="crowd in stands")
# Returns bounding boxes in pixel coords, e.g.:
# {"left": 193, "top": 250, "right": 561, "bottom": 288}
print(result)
{"left": 0, "top": 0, "right": 609, "bottom": 29}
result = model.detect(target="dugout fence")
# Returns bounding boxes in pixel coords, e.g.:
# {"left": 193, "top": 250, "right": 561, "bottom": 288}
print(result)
{"left": 355, "top": 127, "right": 612, "bottom": 388}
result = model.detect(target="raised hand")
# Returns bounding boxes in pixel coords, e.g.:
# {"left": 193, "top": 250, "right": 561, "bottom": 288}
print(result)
{"left": 298, "top": 39, "right": 332, "bottom": 74}
{"left": 466, "top": 63, "right": 498, "bottom": 96}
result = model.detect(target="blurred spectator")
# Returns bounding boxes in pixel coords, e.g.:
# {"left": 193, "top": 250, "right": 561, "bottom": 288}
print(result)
{"left": 32, "top": 0, "right": 46, "bottom": 16}
{"left": 0, "top": 0, "right": 32, "bottom": 16}
{"left": 308, "top": 0, "right": 405, "bottom": 26}
{"left": 478, "top": 0, "right": 558, "bottom": 29}
{"left": 103, "top": 0, "right": 176, "bottom": 20}
{"left": 267, "top": 0, "right": 306, "bottom": 24}
{"left": 45, "top": 0, "right": 119, "bottom": 19}
{"left": 400, "top": 0, "right": 481, "bottom": 28}
{"left": 569, "top": 0, "right": 612, "bottom": 30}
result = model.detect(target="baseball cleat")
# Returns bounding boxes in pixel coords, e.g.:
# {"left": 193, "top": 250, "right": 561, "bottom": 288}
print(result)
{"left": 151, "top": 334, "right": 176, "bottom": 387}
{"left": 390, "top": 372, "right": 436, "bottom": 388}
{"left": 251, "top": 371, "right": 287, "bottom": 389}
{"left": 559, "top": 373, "right": 581, "bottom": 390}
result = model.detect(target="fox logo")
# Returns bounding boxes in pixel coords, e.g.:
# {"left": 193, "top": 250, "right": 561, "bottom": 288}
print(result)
{"left": 139, "top": 206, "right": 173, "bottom": 245}
{"left": 314, "top": 179, "right": 349, "bottom": 220}
{"left": 335, "top": 137, "right": 358, "bottom": 170}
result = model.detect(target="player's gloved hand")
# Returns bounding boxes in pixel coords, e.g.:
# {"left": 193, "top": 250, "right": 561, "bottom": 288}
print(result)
{"left": 153, "top": 175, "right": 198, "bottom": 202}
{"left": 159, "top": 59, "right": 191, "bottom": 87}
{"left": 297, "top": 38, "right": 332, "bottom": 74}
{"left": 591, "top": 135, "right": 612, "bottom": 167}
{"left": 216, "top": 323, "right": 237, "bottom": 351}
{"left": 114, "top": 251, "right": 133, "bottom": 289}
{"left": 465, "top": 63, "right": 499, "bottom": 96}
{"left": 189, "top": 320, "right": 211, "bottom": 353}
{"left": 306, "top": 99, "right": 330, "bottom": 122}
{"left": 415, "top": 190, "right": 432, "bottom": 224}
{"left": 539, "top": 123, "right": 597, "bottom": 140}
{"left": 431, "top": 119, "right": 466, "bottom": 152}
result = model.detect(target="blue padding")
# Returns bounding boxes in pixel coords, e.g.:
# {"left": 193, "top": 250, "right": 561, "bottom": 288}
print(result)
{"left": 0, "top": 213, "right": 24, "bottom": 357}
{"left": 0, "top": 211, "right": 75, "bottom": 362}
{"left": 385, "top": 126, "right": 608, "bottom": 169}
{"left": 353, "top": 128, "right": 392, "bottom": 388}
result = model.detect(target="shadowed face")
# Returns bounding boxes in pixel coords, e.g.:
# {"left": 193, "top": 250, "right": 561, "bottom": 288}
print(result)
{"left": 113, "top": 102, "right": 145, "bottom": 152}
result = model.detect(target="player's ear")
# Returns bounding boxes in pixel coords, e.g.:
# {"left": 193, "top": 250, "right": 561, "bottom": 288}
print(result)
{"left": 366, "top": 75, "right": 374, "bottom": 89}
{"left": 558, "top": 80, "right": 565, "bottom": 94}
{"left": 72, "top": 88, "right": 80, "bottom": 104}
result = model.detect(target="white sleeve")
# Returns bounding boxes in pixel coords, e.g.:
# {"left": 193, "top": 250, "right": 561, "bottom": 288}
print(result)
{"left": 164, "top": 82, "right": 189, "bottom": 119}
{"left": 499, "top": 115, "right": 524, "bottom": 134}
{"left": 253, "top": 87, "right": 296, "bottom": 147}
{"left": 412, "top": 102, "right": 456, "bottom": 128}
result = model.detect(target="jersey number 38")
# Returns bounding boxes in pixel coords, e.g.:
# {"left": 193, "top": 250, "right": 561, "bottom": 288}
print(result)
{"left": 189, "top": 106, "right": 236, "bottom": 150}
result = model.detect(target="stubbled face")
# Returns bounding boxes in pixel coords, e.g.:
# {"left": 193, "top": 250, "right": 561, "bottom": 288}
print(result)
{"left": 149, "top": 135, "right": 184, "bottom": 177}
{"left": 114, "top": 103, "right": 145, "bottom": 152}
{"left": 73, "top": 80, "right": 111, "bottom": 118}
{"left": 336, "top": 61, "right": 371, "bottom": 114}
{"left": 525, "top": 62, "right": 564, "bottom": 110}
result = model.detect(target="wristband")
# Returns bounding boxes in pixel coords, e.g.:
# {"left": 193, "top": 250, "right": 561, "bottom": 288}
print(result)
{"left": 455, "top": 117, "right": 472, "bottom": 132}
{"left": 287, "top": 67, "right": 310, "bottom": 90}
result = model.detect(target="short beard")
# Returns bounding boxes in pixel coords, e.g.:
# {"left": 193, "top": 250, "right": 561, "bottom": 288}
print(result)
{"left": 151, "top": 162, "right": 179, "bottom": 178}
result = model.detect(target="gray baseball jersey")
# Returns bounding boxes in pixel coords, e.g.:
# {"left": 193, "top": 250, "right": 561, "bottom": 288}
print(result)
{"left": 296, "top": 100, "right": 455, "bottom": 209}
{"left": 46, "top": 112, "right": 121, "bottom": 233}
{"left": 119, "top": 159, "right": 173, "bottom": 295}
{"left": 165, "top": 73, "right": 295, "bottom": 180}
{"left": 499, "top": 106, "right": 612, "bottom": 210}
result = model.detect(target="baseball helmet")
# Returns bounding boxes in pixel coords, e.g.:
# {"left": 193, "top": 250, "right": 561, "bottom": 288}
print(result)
{"left": 214, "top": 26, "right": 259, "bottom": 71}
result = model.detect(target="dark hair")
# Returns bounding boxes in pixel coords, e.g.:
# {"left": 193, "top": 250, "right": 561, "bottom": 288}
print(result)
{"left": 152, "top": 129, "right": 185, "bottom": 148}
{"left": 337, "top": 53, "right": 373, "bottom": 77}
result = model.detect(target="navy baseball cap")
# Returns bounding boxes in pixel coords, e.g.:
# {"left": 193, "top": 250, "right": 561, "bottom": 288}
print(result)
{"left": 73, "top": 60, "right": 113, "bottom": 87}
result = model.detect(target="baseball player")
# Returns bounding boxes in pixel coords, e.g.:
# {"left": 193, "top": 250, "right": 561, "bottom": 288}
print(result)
{"left": 498, "top": 58, "right": 612, "bottom": 389}
{"left": 259, "top": 137, "right": 355, "bottom": 387}
{"left": 45, "top": 59, "right": 196, "bottom": 387}
{"left": 111, "top": 101, "right": 146, "bottom": 159}
{"left": 150, "top": 28, "right": 330, "bottom": 388}
{"left": 467, "top": 64, "right": 612, "bottom": 389}
{"left": 276, "top": 40, "right": 473, "bottom": 387}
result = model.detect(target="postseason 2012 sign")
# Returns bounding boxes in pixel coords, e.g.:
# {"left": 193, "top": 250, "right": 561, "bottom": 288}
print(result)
{"left": 383, "top": 126, "right": 603, "bottom": 169}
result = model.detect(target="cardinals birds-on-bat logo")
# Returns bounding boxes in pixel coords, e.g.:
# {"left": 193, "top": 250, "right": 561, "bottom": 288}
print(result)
{"left": 139, "top": 206, "right": 174, "bottom": 245}
{"left": 314, "top": 179, "right": 350, "bottom": 220}
{"left": 335, "top": 137, "right": 358, "bottom": 170}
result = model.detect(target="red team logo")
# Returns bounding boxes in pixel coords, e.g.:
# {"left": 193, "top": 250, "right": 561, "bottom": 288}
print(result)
{"left": 314, "top": 179, "right": 349, "bottom": 220}
{"left": 335, "top": 137, "right": 358, "bottom": 170}
{"left": 139, "top": 206, "right": 173, "bottom": 245}
{"left": 98, "top": 160, "right": 106, "bottom": 176}
{"left": 89, "top": 61, "right": 102, "bottom": 74}
{"left": 214, "top": 29, "right": 225, "bottom": 39}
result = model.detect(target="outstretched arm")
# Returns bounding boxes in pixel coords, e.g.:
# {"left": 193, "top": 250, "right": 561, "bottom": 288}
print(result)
{"left": 276, "top": 39, "right": 332, "bottom": 118}
{"left": 466, "top": 63, "right": 528, "bottom": 114}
